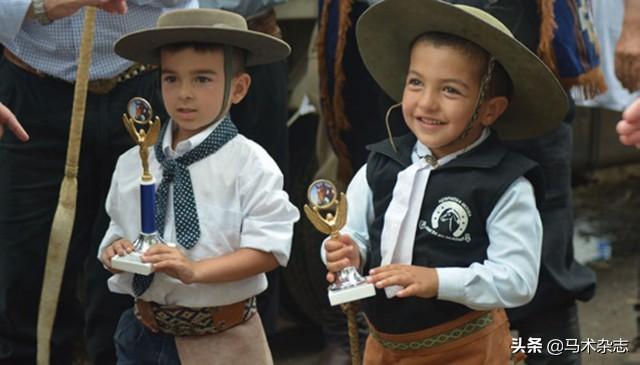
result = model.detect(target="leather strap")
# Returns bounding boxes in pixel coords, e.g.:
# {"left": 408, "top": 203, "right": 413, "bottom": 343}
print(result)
{"left": 135, "top": 297, "right": 257, "bottom": 337}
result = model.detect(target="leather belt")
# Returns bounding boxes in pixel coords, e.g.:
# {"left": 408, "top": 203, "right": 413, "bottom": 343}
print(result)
{"left": 2, "top": 48, "right": 155, "bottom": 95}
{"left": 134, "top": 296, "right": 257, "bottom": 337}
{"left": 247, "top": 7, "right": 282, "bottom": 39}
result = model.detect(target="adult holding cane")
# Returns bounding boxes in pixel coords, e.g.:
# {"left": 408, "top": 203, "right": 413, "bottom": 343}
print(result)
{"left": 0, "top": 0, "right": 196, "bottom": 364}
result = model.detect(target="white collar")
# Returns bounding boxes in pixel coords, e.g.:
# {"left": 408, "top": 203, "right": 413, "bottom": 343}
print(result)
{"left": 161, "top": 118, "right": 222, "bottom": 158}
{"left": 412, "top": 128, "right": 491, "bottom": 166}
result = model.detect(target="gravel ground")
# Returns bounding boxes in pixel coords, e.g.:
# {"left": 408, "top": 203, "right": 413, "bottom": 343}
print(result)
{"left": 573, "top": 165, "right": 640, "bottom": 365}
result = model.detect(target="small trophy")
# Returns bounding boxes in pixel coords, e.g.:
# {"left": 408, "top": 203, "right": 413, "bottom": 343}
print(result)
{"left": 111, "top": 97, "right": 165, "bottom": 275}
{"left": 304, "top": 179, "right": 375, "bottom": 306}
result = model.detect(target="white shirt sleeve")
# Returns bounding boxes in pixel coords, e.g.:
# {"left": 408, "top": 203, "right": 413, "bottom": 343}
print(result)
{"left": 320, "top": 164, "right": 374, "bottom": 265}
{"left": 436, "top": 176, "right": 542, "bottom": 310}
{"left": 237, "top": 146, "right": 300, "bottom": 267}
{"left": 0, "top": 0, "right": 30, "bottom": 45}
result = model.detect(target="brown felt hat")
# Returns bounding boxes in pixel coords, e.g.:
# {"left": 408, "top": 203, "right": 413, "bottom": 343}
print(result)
{"left": 356, "top": 0, "right": 569, "bottom": 140}
{"left": 114, "top": 8, "right": 290, "bottom": 67}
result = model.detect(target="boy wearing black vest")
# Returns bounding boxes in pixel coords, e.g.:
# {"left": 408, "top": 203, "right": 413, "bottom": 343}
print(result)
{"left": 323, "top": 0, "right": 569, "bottom": 363}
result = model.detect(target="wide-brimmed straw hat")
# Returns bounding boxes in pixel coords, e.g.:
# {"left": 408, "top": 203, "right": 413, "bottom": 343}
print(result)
{"left": 356, "top": 0, "right": 568, "bottom": 140}
{"left": 115, "top": 8, "right": 290, "bottom": 67}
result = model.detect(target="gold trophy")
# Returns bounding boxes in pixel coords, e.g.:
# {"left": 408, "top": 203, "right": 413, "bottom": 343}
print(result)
{"left": 110, "top": 97, "right": 165, "bottom": 275}
{"left": 304, "top": 179, "right": 375, "bottom": 306}
{"left": 304, "top": 179, "right": 374, "bottom": 365}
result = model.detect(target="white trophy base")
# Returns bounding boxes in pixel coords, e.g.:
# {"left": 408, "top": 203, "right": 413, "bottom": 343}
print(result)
{"left": 111, "top": 252, "right": 154, "bottom": 276}
{"left": 328, "top": 282, "right": 376, "bottom": 306}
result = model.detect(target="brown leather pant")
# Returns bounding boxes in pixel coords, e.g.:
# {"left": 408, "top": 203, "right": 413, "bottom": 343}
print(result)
{"left": 175, "top": 314, "right": 273, "bottom": 365}
{"left": 364, "top": 309, "right": 517, "bottom": 364}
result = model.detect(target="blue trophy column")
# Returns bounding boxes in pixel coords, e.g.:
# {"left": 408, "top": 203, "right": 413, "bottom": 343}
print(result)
{"left": 140, "top": 178, "right": 156, "bottom": 234}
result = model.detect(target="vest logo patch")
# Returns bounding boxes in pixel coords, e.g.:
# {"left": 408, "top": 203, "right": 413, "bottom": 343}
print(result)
{"left": 418, "top": 197, "right": 471, "bottom": 243}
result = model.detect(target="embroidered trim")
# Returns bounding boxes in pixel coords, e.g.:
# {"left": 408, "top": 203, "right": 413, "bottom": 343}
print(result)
{"left": 370, "top": 312, "right": 493, "bottom": 351}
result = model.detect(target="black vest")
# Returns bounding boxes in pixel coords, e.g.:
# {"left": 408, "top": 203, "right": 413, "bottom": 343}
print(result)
{"left": 363, "top": 133, "right": 544, "bottom": 334}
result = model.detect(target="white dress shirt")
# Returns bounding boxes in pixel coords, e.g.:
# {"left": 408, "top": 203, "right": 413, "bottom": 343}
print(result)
{"left": 323, "top": 130, "right": 542, "bottom": 310}
{"left": 99, "top": 120, "right": 300, "bottom": 307}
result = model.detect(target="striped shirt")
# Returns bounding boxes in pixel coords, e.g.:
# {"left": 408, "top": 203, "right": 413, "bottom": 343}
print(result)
{"left": 0, "top": 0, "right": 197, "bottom": 82}
{"left": 199, "top": 0, "right": 286, "bottom": 17}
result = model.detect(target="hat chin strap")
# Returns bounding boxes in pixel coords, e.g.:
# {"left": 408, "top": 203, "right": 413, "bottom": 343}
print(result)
{"left": 385, "top": 102, "right": 403, "bottom": 152}
{"left": 442, "top": 56, "right": 496, "bottom": 150}
{"left": 212, "top": 45, "right": 234, "bottom": 123}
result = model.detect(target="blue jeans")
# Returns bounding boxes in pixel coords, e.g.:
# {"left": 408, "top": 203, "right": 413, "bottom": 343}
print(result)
{"left": 114, "top": 309, "right": 180, "bottom": 365}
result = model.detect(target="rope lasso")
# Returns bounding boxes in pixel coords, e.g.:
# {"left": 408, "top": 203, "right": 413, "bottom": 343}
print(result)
{"left": 341, "top": 302, "right": 362, "bottom": 365}
{"left": 36, "top": 7, "right": 97, "bottom": 364}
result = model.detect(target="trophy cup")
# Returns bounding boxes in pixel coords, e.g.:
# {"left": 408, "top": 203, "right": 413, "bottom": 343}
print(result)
{"left": 110, "top": 97, "right": 165, "bottom": 275}
{"left": 304, "top": 179, "right": 376, "bottom": 306}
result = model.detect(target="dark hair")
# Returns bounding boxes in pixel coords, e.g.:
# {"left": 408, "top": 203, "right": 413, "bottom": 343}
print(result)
{"left": 411, "top": 32, "right": 512, "bottom": 100}
{"left": 158, "top": 42, "right": 247, "bottom": 75}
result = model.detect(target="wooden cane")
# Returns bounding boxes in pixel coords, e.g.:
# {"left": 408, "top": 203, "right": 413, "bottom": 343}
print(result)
{"left": 36, "top": 7, "right": 97, "bottom": 364}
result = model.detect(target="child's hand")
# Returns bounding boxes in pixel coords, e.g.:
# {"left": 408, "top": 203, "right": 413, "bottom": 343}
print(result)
{"left": 324, "top": 233, "right": 360, "bottom": 283}
{"left": 368, "top": 264, "right": 439, "bottom": 299}
{"left": 142, "top": 244, "right": 198, "bottom": 284}
{"left": 101, "top": 238, "right": 134, "bottom": 273}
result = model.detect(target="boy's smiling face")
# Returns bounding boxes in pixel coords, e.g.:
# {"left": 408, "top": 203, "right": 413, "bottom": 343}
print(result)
{"left": 160, "top": 47, "right": 249, "bottom": 144}
{"left": 401, "top": 41, "right": 506, "bottom": 158}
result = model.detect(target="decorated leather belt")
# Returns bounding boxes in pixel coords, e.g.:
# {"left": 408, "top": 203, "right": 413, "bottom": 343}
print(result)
{"left": 2, "top": 48, "right": 155, "bottom": 95}
{"left": 247, "top": 7, "right": 282, "bottom": 39}
{"left": 134, "top": 296, "right": 257, "bottom": 337}
{"left": 369, "top": 311, "right": 494, "bottom": 351}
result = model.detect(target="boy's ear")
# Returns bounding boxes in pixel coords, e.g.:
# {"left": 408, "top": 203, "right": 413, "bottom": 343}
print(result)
{"left": 230, "top": 73, "right": 251, "bottom": 105}
{"left": 479, "top": 96, "right": 509, "bottom": 127}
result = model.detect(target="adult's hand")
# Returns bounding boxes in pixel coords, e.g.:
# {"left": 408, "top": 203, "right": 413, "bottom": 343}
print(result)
{"left": 42, "top": 0, "right": 128, "bottom": 22}
{"left": 616, "top": 98, "right": 640, "bottom": 147}
{"left": 0, "top": 103, "right": 29, "bottom": 142}
{"left": 615, "top": 0, "right": 640, "bottom": 91}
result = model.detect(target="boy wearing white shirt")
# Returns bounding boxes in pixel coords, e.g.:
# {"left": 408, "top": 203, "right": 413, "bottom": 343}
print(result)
{"left": 323, "top": 1, "right": 569, "bottom": 363}
{"left": 97, "top": 9, "right": 299, "bottom": 364}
